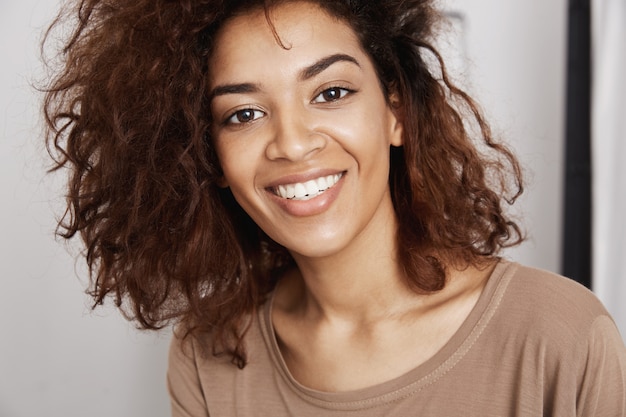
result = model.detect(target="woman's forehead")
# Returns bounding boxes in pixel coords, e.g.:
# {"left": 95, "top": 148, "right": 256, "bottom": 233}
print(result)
{"left": 208, "top": 2, "right": 363, "bottom": 84}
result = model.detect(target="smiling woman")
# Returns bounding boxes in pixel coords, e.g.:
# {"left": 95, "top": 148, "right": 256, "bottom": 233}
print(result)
{"left": 42, "top": 0, "right": 626, "bottom": 416}
{"left": 209, "top": 8, "right": 402, "bottom": 254}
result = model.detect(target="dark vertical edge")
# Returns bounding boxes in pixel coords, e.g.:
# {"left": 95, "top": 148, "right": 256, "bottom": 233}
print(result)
{"left": 562, "top": 0, "right": 592, "bottom": 288}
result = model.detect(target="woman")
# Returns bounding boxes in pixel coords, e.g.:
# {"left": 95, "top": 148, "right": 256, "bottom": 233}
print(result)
{"left": 43, "top": 0, "right": 626, "bottom": 415}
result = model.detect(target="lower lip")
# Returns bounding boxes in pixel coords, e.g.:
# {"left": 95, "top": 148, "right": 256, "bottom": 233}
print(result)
{"left": 267, "top": 174, "right": 345, "bottom": 217}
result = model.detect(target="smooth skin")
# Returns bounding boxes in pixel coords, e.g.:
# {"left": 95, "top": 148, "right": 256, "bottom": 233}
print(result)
{"left": 209, "top": 1, "right": 493, "bottom": 392}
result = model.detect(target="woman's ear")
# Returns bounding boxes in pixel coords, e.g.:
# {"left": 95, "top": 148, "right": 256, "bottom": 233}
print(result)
{"left": 216, "top": 176, "right": 229, "bottom": 188}
{"left": 213, "top": 159, "right": 229, "bottom": 188}
{"left": 388, "top": 91, "right": 404, "bottom": 147}
{"left": 214, "top": 166, "right": 229, "bottom": 188}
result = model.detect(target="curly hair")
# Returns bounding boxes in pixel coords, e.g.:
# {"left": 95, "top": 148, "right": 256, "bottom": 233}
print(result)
{"left": 43, "top": 0, "right": 523, "bottom": 367}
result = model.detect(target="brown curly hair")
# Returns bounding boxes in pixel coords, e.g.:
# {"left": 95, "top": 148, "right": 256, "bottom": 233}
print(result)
{"left": 43, "top": 0, "right": 523, "bottom": 367}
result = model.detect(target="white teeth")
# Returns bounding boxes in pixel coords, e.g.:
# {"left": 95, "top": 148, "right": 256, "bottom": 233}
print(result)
{"left": 304, "top": 180, "right": 318, "bottom": 196}
{"left": 274, "top": 173, "right": 343, "bottom": 200}
{"left": 294, "top": 183, "right": 307, "bottom": 199}
{"left": 286, "top": 184, "right": 295, "bottom": 198}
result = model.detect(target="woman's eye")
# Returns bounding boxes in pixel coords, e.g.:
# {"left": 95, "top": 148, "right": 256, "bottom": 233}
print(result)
{"left": 226, "top": 108, "right": 265, "bottom": 125}
{"left": 312, "top": 87, "right": 351, "bottom": 103}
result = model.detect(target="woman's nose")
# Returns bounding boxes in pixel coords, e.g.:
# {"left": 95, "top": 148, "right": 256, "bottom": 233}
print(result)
{"left": 265, "top": 108, "right": 326, "bottom": 161}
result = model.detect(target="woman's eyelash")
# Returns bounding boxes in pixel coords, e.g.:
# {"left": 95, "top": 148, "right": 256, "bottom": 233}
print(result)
{"left": 224, "top": 108, "right": 265, "bottom": 125}
{"left": 221, "top": 86, "right": 355, "bottom": 126}
{"left": 312, "top": 86, "right": 355, "bottom": 103}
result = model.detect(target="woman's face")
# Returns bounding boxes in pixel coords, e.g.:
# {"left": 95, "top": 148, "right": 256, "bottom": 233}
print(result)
{"left": 209, "top": 1, "right": 403, "bottom": 259}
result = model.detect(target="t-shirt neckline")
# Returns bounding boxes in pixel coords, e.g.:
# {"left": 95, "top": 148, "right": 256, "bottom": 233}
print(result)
{"left": 259, "top": 259, "right": 516, "bottom": 410}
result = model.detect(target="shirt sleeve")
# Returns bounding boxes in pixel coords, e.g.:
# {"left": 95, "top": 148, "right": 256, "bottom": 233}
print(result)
{"left": 167, "top": 333, "right": 211, "bottom": 417}
{"left": 577, "top": 315, "right": 626, "bottom": 416}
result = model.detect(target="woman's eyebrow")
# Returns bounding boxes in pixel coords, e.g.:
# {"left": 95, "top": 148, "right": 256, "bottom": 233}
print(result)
{"left": 209, "top": 54, "right": 361, "bottom": 101}
{"left": 209, "top": 83, "right": 259, "bottom": 101}
{"left": 299, "top": 53, "right": 361, "bottom": 81}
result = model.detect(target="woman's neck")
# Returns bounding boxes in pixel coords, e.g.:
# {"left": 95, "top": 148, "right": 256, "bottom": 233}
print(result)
{"left": 271, "top": 230, "right": 495, "bottom": 393}
{"left": 279, "top": 205, "right": 418, "bottom": 326}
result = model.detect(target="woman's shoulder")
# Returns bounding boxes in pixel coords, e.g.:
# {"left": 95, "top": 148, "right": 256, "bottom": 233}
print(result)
{"left": 167, "top": 312, "right": 280, "bottom": 415}
{"left": 168, "top": 326, "right": 231, "bottom": 379}
{"left": 167, "top": 310, "right": 274, "bottom": 380}
{"left": 493, "top": 261, "right": 616, "bottom": 341}
{"left": 506, "top": 262, "right": 607, "bottom": 313}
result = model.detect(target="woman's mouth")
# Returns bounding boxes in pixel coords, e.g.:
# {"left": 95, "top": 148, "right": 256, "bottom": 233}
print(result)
{"left": 272, "top": 172, "right": 344, "bottom": 201}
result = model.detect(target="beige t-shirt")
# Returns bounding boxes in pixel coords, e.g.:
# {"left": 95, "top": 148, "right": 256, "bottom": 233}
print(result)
{"left": 168, "top": 261, "right": 626, "bottom": 416}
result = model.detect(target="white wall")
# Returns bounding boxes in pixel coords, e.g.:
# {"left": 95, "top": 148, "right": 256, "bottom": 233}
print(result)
{"left": 444, "top": 0, "right": 626, "bottom": 338}
{"left": 1, "top": 1, "right": 570, "bottom": 416}
{"left": 0, "top": 2, "right": 170, "bottom": 416}
{"left": 591, "top": 0, "right": 626, "bottom": 337}
{"left": 441, "top": 0, "right": 568, "bottom": 274}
